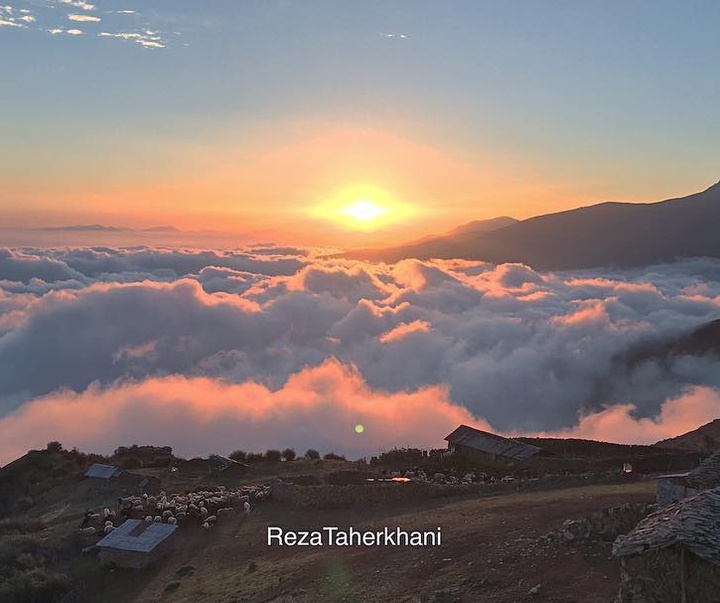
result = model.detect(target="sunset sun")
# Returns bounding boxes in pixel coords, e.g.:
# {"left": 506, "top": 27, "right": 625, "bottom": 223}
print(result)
{"left": 339, "top": 200, "right": 389, "bottom": 222}
{"left": 311, "top": 186, "right": 415, "bottom": 231}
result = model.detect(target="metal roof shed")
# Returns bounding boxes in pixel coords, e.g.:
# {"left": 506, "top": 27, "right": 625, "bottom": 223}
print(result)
{"left": 445, "top": 425, "right": 541, "bottom": 466}
{"left": 84, "top": 463, "right": 122, "bottom": 487}
{"left": 97, "top": 519, "right": 178, "bottom": 569}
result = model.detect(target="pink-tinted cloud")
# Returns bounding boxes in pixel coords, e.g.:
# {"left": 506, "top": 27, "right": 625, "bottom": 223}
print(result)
{"left": 0, "top": 360, "right": 485, "bottom": 465}
{"left": 380, "top": 320, "right": 432, "bottom": 343}
{"left": 534, "top": 386, "right": 720, "bottom": 444}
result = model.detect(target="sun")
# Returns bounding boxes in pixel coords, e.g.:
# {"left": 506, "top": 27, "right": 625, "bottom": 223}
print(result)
{"left": 339, "top": 200, "right": 389, "bottom": 222}
{"left": 310, "top": 185, "right": 414, "bottom": 231}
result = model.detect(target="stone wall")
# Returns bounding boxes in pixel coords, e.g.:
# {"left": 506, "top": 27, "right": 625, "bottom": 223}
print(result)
{"left": 555, "top": 502, "right": 657, "bottom": 544}
{"left": 618, "top": 547, "right": 720, "bottom": 603}
{"left": 270, "top": 472, "right": 641, "bottom": 509}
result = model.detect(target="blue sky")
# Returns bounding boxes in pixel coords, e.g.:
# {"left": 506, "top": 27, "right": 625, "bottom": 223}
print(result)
{"left": 2, "top": 1, "right": 720, "bottom": 242}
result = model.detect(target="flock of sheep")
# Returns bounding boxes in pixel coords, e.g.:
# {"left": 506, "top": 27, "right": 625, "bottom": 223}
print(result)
{"left": 79, "top": 484, "right": 270, "bottom": 535}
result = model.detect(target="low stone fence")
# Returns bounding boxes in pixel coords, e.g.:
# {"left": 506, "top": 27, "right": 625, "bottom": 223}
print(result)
{"left": 270, "top": 472, "right": 641, "bottom": 509}
{"left": 549, "top": 502, "right": 658, "bottom": 544}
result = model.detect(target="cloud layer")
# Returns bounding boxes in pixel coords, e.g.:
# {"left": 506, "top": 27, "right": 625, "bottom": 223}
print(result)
{"left": 1, "top": 245, "right": 720, "bottom": 463}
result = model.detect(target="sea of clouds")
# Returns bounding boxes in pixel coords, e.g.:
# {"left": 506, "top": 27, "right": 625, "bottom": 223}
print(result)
{"left": 2, "top": 246, "right": 720, "bottom": 464}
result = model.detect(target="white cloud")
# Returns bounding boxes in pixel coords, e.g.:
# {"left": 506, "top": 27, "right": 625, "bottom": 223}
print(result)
{"left": 68, "top": 13, "right": 100, "bottom": 22}
{"left": 58, "top": 0, "right": 95, "bottom": 10}
{"left": 1, "top": 247, "right": 720, "bottom": 462}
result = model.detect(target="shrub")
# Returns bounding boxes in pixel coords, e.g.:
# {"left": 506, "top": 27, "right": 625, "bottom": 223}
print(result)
{"left": 281, "top": 448, "right": 296, "bottom": 462}
{"left": 0, "top": 567, "right": 71, "bottom": 603}
{"left": 45, "top": 441, "right": 63, "bottom": 454}
{"left": 229, "top": 450, "right": 248, "bottom": 463}
{"left": 264, "top": 449, "right": 282, "bottom": 462}
{"left": 305, "top": 449, "right": 320, "bottom": 460}
{"left": 246, "top": 453, "right": 264, "bottom": 463}
{"left": 323, "top": 452, "right": 346, "bottom": 461}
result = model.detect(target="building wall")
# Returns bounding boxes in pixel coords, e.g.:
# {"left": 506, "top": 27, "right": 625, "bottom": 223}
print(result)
{"left": 656, "top": 479, "right": 698, "bottom": 507}
{"left": 618, "top": 547, "right": 720, "bottom": 602}
{"left": 98, "top": 539, "right": 174, "bottom": 569}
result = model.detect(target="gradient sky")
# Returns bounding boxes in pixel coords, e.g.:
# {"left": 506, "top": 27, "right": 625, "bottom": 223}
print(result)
{"left": 3, "top": 1, "right": 720, "bottom": 245}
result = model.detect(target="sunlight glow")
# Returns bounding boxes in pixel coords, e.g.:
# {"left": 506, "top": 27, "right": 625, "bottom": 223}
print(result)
{"left": 310, "top": 185, "right": 416, "bottom": 231}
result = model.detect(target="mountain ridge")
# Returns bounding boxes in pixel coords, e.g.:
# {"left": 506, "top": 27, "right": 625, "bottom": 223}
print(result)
{"left": 344, "top": 180, "right": 720, "bottom": 269}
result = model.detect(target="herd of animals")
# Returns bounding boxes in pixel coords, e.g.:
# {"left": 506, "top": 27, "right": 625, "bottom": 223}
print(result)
{"left": 79, "top": 485, "right": 271, "bottom": 536}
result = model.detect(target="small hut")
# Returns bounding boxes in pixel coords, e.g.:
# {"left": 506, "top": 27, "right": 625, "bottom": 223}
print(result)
{"left": 655, "top": 450, "right": 720, "bottom": 507}
{"left": 117, "top": 471, "right": 162, "bottom": 495}
{"left": 444, "top": 425, "right": 541, "bottom": 468}
{"left": 96, "top": 519, "right": 178, "bottom": 569}
{"left": 655, "top": 472, "right": 694, "bottom": 506}
{"left": 84, "top": 464, "right": 122, "bottom": 488}
{"left": 612, "top": 488, "right": 720, "bottom": 602}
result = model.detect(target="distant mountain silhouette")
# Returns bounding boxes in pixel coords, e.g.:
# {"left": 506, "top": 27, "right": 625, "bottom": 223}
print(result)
{"left": 345, "top": 181, "right": 720, "bottom": 269}
{"left": 142, "top": 225, "right": 180, "bottom": 232}
{"left": 624, "top": 319, "right": 720, "bottom": 370}
{"left": 45, "top": 224, "right": 124, "bottom": 232}
{"left": 400, "top": 216, "right": 518, "bottom": 246}
{"left": 37, "top": 224, "right": 180, "bottom": 233}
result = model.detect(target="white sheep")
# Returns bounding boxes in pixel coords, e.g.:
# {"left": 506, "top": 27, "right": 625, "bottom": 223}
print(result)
{"left": 167, "top": 516, "right": 178, "bottom": 525}
{"left": 243, "top": 501, "right": 251, "bottom": 515}
{"left": 103, "top": 508, "right": 111, "bottom": 518}
{"left": 81, "top": 527, "right": 96, "bottom": 534}
{"left": 153, "top": 516, "right": 162, "bottom": 523}
{"left": 202, "top": 522, "right": 210, "bottom": 530}
{"left": 205, "top": 515, "right": 217, "bottom": 525}
{"left": 103, "top": 525, "right": 115, "bottom": 535}
{"left": 144, "top": 515, "right": 153, "bottom": 522}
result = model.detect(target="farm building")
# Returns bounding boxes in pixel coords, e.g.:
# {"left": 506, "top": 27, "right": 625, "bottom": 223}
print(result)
{"left": 655, "top": 472, "right": 695, "bottom": 507}
{"left": 655, "top": 450, "right": 720, "bottom": 506}
{"left": 84, "top": 464, "right": 122, "bottom": 488}
{"left": 96, "top": 519, "right": 178, "bottom": 569}
{"left": 613, "top": 488, "right": 720, "bottom": 602}
{"left": 444, "top": 425, "right": 541, "bottom": 468}
{"left": 117, "top": 471, "right": 162, "bottom": 495}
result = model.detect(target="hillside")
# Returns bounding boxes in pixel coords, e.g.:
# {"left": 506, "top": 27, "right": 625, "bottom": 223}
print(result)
{"left": 656, "top": 418, "right": 720, "bottom": 452}
{"left": 345, "top": 180, "right": 720, "bottom": 269}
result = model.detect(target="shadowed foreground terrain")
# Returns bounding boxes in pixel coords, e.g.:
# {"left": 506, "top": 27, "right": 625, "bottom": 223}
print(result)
{"left": 0, "top": 450, "right": 656, "bottom": 603}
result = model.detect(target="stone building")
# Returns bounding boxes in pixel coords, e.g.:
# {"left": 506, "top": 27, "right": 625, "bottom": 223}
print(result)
{"left": 613, "top": 488, "right": 720, "bottom": 602}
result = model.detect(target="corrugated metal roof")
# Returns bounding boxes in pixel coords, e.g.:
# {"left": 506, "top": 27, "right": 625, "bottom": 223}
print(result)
{"left": 444, "top": 425, "right": 541, "bottom": 460}
{"left": 84, "top": 464, "right": 121, "bottom": 479}
{"left": 97, "top": 519, "right": 177, "bottom": 553}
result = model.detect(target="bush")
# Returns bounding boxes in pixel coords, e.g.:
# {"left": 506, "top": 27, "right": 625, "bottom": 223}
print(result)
{"left": 264, "top": 449, "right": 282, "bottom": 463}
{"left": 323, "top": 452, "right": 346, "bottom": 461}
{"left": 281, "top": 448, "right": 296, "bottom": 462}
{"left": 0, "top": 567, "right": 71, "bottom": 603}
{"left": 229, "top": 450, "right": 247, "bottom": 463}
{"left": 45, "top": 441, "right": 63, "bottom": 454}
{"left": 305, "top": 449, "right": 320, "bottom": 460}
{"left": 246, "top": 453, "right": 264, "bottom": 463}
